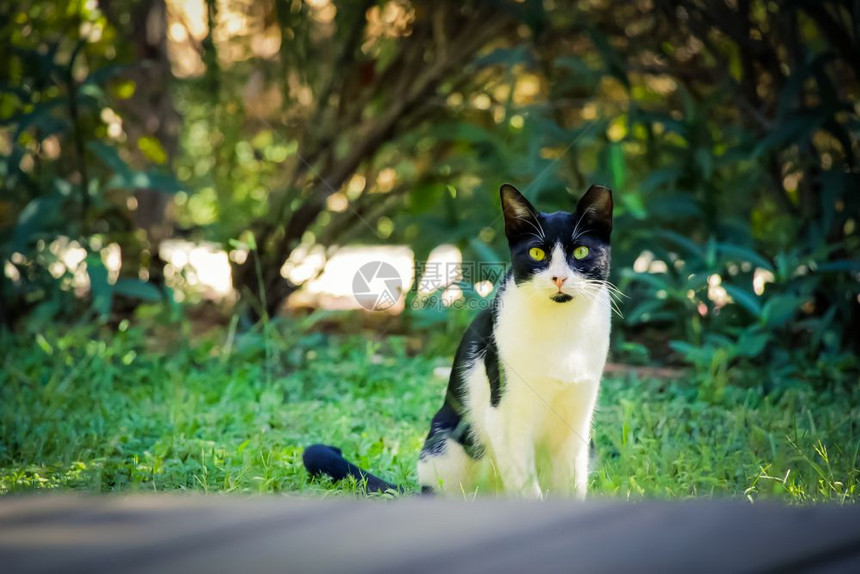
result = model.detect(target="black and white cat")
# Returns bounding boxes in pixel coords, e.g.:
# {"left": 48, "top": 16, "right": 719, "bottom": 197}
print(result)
{"left": 304, "top": 183, "right": 614, "bottom": 498}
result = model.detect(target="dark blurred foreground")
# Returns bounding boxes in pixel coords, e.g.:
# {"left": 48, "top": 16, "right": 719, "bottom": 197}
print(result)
{"left": 2, "top": 495, "right": 860, "bottom": 573}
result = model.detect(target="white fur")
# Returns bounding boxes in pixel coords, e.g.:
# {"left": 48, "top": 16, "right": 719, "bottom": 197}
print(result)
{"left": 417, "top": 243, "right": 611, "bottom": 498}
{"left": 416, "top": 437, "right": 477, "bottom": 496}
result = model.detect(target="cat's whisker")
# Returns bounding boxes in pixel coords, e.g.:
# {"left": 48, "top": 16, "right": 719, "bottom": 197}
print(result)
{"left": 523, "top": 232, "right": 544, "bottom": 244}
{"left": 604, "top": 296, "right": 624, "bottom": 318}
{"left": 570, "top": 207, "right": 594, "bottom": 243}
{"left": 517, "top": 216, "right": 547, "bottom": 242}
{"left": 587, "top": 289, "right": 620, "bottom": 317}
{"left": 578, "top": 286, "right": 598, "bottom": 304}
{"left": 598, "top": 288, "right": 624, "bottom": 318}
{"left": 604, "top": 280, "right": 628, "bottom": 299}
{"left": 569, "top": 218, "right": 583, "bottom": 244}
{"left": 521, "top": 204, "right": 549, "bottom": 241}
{"left": 584, "top": 278, "right": 627, "bottom": 301}
{"left": 584, "top": 289, "right": 622, "bottom": 318}
{"left": 605, "top": 292, "right": 626, "bottom": 313}
{"left": 599, "top": 287, "right": 625, "bottom": 304}
{"left": 607, "top": 298, "right": 624, "bottom": 318}
{"left": 579, "top": 280, "right": 624, "bottom": 318}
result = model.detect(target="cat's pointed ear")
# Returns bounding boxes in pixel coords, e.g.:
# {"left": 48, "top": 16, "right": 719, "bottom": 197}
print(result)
{"left": 575, "top": 185, "right": 613, "bottom": 238}
{"left": 500, "top": 184, "right": 539, "bottom": 240}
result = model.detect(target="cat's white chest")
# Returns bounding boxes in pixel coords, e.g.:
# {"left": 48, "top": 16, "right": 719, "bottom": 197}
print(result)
{"left": 494, "top": 282, "right": 611, "bottom": 388}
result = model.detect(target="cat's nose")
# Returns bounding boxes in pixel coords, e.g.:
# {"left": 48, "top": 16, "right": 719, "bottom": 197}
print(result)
{"left": 552, "top": 276, "right": 568, "bottom": 290}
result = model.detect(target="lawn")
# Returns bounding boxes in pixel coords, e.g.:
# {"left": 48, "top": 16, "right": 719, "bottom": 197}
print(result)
{"left": 1, "top": 317, "right": 857, "bottom": 503}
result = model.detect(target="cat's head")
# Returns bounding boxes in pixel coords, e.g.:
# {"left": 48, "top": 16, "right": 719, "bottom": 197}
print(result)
{"left": 500, "top": 183, "right": 613, "bottom": 304}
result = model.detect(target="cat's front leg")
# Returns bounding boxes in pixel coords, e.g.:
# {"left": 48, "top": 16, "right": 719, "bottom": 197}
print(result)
{"left": 485, "top": 409, "right": 542, "bottom": 498}
{"left": 547, "top": 381, "right": 598, "bottom": 498}
{"left": 493, "top": 438, "right": 543, "bottom": 498}
{"left": 572, "top": 443, "right": 590, "bottom": 499}
{"left": 547, "top": 432, "right": 590, "bottom": 499}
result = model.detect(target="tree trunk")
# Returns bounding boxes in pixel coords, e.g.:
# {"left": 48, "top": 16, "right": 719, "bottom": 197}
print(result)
{"left": 232, "top": 3, "right": 513, "bottom": 321}
{"left": 101, "top": 0, "right": 180, "bottom": 287}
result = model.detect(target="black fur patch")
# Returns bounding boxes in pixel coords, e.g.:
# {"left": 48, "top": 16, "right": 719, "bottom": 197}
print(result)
{"left": 419, "top": 402, "right": 484, "bottom": 461}
{"left": 501, "top": 184, "right": 613, "bottom": 288}
{"left": 485, "top": 341, "right": 504, "bottom": 407}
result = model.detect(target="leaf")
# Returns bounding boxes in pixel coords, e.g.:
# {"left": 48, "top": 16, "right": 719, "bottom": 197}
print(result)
{"left": 9, "top": 99, "right": 66, "bottom": 136}
{"left": 77, "top": 83, "right": 107, "bottom": 106}
{"left": 637, "top": 111, "right": 688, "bottom": 138}
{"left": 609, "top": 142, "right": 626, "bottom": 190}
{"left": 138, "top": 135, "right": 167, "bottom": 165}
{"left": 620, "top": 192, "right": 647, "bottom": 219}
{"left": 626, "top": 299, "right": 668, "bottom": 325}
{"left": 753, "top": 113, "right": 824, "bottom": 158}
{"left": 761, "top": 295, "right": 803, "bottom": 329}
{"left": 11, "top": 196, "right": 64, "bottom": 252}
{"left": 775, "top": 53, "right": 836, "bottom": 119}
{"left": 648, "top": 195, "right": 702, "bottom": 219}
{"left": 640, "top": 166, "right": 684, "bottom": 194}
{"left": 694, "top": 148, "right": 713, "bottom": 180}
{"left": 82, "top": 64, "right": 127, "bottom": 87}
{"left": 656, "top": 230, "right": 704, "bottom": 259}
{"left": 106, "top": 171, "right": 182, "bottom": 194}
{"left": 467, "top": 237, "right": 500, "bottom": 264}
{"left": 683, "top": 272, "right": 709, "bottom": 290}
{"left": 809, "top": 305, "right": 838, "bottom": 350}
{"left": 716, "top": 242, "right": 774, "bottom": 272}
{"left": 0, "top": 82, "right": 31, "bottom": 100}
{"left": 89, "top": 140, "right": 182, "bottom": 194}
{"left": 427, "top": 122, "right": 499, "bottom": 146}
{"left": 621, "top": 269, "right": 669, "bottom": 290}
{"left": 114, "top": 278, "right": 163, "bottom": 301}
{"left": 473, "top": 45, "right": 529, "bottom": 68}
{"left": 704, "top": 236, "right": 717, "bottom": 267}
{"left": 554, "top": 57, "right": 600, "bottom": 88}
{"left": 816, "top": 260, "right": 860, "bottom": 273}
{"left": 736, "top": 328, "right": 770, "bottom": 359}
{"left": 669, "top": 340, "right": 710, "bottom": 365}
{"left": 723, "top": 285, "right": 762, "bottom": 318}
{"left": 86, "top": 255, "right": 112, "bottom": 318}
{"left": 587, "top": 27, "right": 629, "bottom": 89}
{"left": 112, "top": 79, "right": 136, "bottom": 100}
{"left": 88, "top": 141, "right": 131, "bottom": 176}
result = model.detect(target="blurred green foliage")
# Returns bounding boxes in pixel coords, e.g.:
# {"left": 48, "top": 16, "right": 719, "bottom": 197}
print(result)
{"left": 1, "top": 0, "right": 859, "bottom": 385}
{"left": 0, "top": 0, "right": 179, "bottom": 327}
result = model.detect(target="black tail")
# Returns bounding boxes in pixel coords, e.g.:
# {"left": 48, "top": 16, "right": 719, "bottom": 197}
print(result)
{"left": 302, "top": 444, "right": 402, "bottom": 494}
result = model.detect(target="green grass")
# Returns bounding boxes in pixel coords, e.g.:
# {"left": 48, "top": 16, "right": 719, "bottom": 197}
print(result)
{"left": 1, "top": 318, "right": 858, "bottom": 502}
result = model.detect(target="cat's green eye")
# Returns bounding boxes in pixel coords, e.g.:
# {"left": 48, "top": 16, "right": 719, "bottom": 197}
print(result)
{"left": 573, "top": 246, "right": 589, "bottom": 260}
{"left": 528, "top": 247, "right": 546, "bottom": 261}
